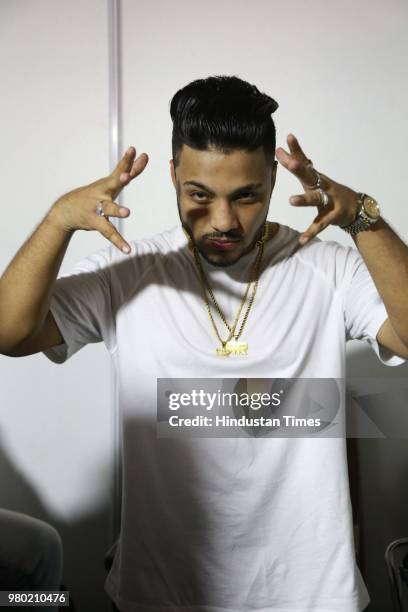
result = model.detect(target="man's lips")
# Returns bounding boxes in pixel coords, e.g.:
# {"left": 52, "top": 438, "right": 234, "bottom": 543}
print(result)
{"left": 206, "top": 238, "right": 241, "bottom": 250}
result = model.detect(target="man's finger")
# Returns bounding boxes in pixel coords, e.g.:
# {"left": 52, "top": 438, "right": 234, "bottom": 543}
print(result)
{"left": 113, "top": 146, "right": 136, "bottom": 177}
{"left": 276, "top": 135, "right": 330, "bottom": 191}
{"left": 119, "top": 153, "right": 149, "bottom": 184}
{"left": 286, "top": 133, "right": 309, "bottom": 162}
{"left": 105, "top": 147, "right": 148, "bottom": 195}
{"left": 95, "top": 216, "right": 132, "bottom": 254}
{"left": 289, "top": 191, "right": 333, "bottom": 208}
{"left": 95, "top": 200, "right": 131, "bottom": 219}
{"left": 102, "top": 147, "right": 135, "bottom": 196}
{"left": 298, "top": 211, "right": 337, "bottom": 245}
{"left": 276, "top": 146, "right": 321, "bottom": 189}
{"left": 289, "top": 192, "right": 316, "bottom": 207}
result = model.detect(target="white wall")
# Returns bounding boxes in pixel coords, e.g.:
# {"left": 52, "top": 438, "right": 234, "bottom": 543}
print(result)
{"left": 0, "top": 2, "right": 115, "bottom": 611}
{"left": 1, "top": 1, "right": 407, "bottom": 611}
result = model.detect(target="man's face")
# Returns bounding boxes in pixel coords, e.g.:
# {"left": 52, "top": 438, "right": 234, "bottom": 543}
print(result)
{"left": 170, "top": 144, "right": 277, "bottom": 267}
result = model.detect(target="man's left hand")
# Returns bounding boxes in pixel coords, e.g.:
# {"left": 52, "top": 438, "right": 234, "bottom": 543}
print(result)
{"left": 276, "top": 134, "right": 361, "bottom": 244}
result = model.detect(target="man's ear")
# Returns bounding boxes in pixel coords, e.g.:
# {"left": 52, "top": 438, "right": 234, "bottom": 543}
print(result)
{"left": 169, "top": 159, "right": 176, "bottom": 188}
{"left": 270, "top": 160, "right": 278, "bottom": 192}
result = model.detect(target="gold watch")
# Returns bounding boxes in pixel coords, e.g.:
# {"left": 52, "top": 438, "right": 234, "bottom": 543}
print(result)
{"left": 341, "top": 193, "right": 381, "bottom": 235}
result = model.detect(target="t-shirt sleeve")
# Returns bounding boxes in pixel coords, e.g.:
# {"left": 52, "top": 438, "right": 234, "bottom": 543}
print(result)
{"left": 42, "top": 245, "right": 116, "bottom": 364}
{"left": 341, "top": 245, "right": 407, "bottom": 367}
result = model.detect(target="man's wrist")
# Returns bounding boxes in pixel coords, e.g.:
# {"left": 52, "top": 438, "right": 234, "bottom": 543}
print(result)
{"left": 340, "top": 193, "right": 381, "bottom": 235}
{"left": 44, "top": 204, "right": 76, "bottom": 237}
{"left": 340, "top": 193, "right": 362, "bottom": 228}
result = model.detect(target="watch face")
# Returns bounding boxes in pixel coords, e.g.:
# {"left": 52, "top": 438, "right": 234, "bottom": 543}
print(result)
{"left": 363, "top": 196, "right": 380, "bottom": 219}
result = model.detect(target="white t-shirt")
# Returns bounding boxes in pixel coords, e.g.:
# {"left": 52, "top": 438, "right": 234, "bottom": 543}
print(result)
{"left": 43, "top": 222, "right": 406, "bottom": 612}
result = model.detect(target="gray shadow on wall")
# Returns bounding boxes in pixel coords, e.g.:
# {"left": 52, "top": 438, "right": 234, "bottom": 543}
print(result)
{"left": 0, "top": 435, "right": 115, "bottom": 612}
{"left": 346, "top": 343, "right": 408, "bottom": 612}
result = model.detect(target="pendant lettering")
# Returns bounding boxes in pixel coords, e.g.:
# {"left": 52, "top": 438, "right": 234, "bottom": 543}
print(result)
{"left": 227, "top": 339, "right": 248, "bottom": 355}
{"left": 216, "top": 346, "right": 231, "bottom": 357}
{"left": 215, "top": 340, "right": 248, "bottom": 356}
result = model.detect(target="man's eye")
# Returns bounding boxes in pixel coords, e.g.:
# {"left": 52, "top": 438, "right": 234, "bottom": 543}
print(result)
{"left": 238, "top": 192, "right": 256, "bottom": 199}
{"left": 189, "top": 191, "right": 257, "bottom": 201}
{"left": 190, "top": 191, "right": 208, "bottom": 200}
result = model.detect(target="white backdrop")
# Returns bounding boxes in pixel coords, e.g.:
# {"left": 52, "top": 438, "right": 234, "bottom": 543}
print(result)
{"left": 0, "top": 2, "right": 115, "bottom": 611}
{"left": 1, "top": 1, "right": 407, "bottom": 611}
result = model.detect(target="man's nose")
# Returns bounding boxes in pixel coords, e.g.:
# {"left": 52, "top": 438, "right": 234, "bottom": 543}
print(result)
{"left": 210, "top": 201, "right": 239, "bottom": 235}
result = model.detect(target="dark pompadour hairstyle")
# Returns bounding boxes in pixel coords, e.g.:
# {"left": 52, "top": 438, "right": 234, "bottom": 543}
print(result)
{"left": 170, "top": 75, "right": 279, "bottom": 169}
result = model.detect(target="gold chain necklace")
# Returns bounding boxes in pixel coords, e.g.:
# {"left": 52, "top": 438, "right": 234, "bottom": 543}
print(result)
{"left": 185, "top": 222, "right": 269, "bottom": 356}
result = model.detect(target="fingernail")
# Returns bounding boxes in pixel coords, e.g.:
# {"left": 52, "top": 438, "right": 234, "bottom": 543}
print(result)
{"left": 122, "top": 244, "right": 131, "bottom": 254}
{"left": 299, "top": 235, "right": 309, "bottom": 244}
{"left": 126, "top": 146, "right": 134, "bottom": 155}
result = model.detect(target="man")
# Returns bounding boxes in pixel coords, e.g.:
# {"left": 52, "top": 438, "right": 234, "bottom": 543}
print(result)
{"left": 0, "top": 75, "right": 407, "bottom": 612}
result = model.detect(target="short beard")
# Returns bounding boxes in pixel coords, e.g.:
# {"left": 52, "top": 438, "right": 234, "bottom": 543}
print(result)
{"left": 197, "top": 248, "right": 238, "bottom": 268}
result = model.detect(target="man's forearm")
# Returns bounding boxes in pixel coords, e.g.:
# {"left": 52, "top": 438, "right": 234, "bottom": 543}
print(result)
{"left": 0, "top": 210, "right": 74, "bottom": 352}
{"left": 351, "top": 216, "right": 408, "bottom": 346}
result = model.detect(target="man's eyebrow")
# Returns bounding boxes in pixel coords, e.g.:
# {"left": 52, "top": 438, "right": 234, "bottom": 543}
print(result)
{"left": 183, "top": 180, "right": 264, "bottom": 195}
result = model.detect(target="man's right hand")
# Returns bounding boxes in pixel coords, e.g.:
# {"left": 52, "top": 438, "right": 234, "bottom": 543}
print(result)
{"left": 47, "top": 146, "right": 149, "bottom": 254}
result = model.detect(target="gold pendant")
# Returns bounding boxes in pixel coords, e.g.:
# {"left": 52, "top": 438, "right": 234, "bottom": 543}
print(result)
{"left": 215, "top": 339, "right": 248, "bottom": 356}
{"left": 216, "top": 345, "right": 231, "bottom": 357}
{"left": 227, "top": 339, "right": 248, "bottom": 355}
